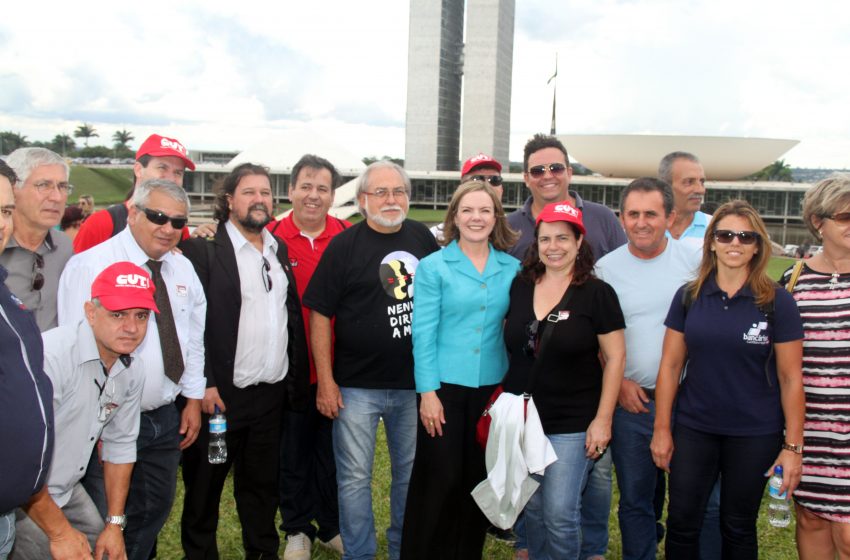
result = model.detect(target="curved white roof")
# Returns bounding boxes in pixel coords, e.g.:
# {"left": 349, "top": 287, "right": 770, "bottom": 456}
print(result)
{"left": 559, "top": 134, "right": 799, "bottom": 180}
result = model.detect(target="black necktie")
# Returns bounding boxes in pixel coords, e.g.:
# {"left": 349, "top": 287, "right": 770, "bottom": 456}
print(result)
{"left": 147, "top": 259, "right": 185, "bottom": 385}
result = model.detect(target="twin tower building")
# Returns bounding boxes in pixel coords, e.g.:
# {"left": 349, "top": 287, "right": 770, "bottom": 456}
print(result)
{"left": 405, "top": 0, "right": 516, "bottom": 171}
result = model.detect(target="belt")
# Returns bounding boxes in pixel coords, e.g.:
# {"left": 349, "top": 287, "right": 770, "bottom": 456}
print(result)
{"left": 642, "top": 387, "right": 656, "bottom": 401}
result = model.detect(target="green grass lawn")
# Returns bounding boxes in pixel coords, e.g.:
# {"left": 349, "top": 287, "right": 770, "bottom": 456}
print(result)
{"left": 69, "top": 166, "right": 134, "bottom": 205}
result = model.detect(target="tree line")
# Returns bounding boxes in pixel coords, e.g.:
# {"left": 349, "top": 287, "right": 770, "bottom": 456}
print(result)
{"left": 0, "top": 124, "right": 136, "bottom": 159}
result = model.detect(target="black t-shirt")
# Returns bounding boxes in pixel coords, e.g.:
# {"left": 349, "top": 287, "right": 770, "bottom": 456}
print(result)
{"left": 303, "top": 220, "right": 439, "bottom": 389}
{"left": 502, "top": 275, "right": 625, "bottom": 434}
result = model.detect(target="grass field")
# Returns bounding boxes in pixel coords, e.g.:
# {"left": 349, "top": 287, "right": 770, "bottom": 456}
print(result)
{"left": 68, "top": 166, "right": 134, "bottom": 205}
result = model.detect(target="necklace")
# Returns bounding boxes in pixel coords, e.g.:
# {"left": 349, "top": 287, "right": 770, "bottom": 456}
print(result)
{"left": 820, "top": 253, "right": 846, "bottom": 289}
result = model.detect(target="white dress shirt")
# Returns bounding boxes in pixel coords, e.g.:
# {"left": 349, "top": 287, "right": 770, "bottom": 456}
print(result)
{"left": 42, "top": 321, "right": 144, "bottom": 508}
{"left": 57, "top": 228, "right": 206, "bottom": 410}
{"left": 226, "top": 221, "right": 289, "bottom": 388}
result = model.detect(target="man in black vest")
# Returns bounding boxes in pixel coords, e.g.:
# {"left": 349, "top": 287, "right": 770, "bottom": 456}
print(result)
{"left": 179, "top": 163, "right": 309, "bottom": 559}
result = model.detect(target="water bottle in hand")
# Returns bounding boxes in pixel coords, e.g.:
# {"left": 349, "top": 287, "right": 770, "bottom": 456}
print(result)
{"left": 767, "top": 465, "right": 791, "bottom": 528}
{"left": 208, "top": 405, "right": 227, "bottom": 464}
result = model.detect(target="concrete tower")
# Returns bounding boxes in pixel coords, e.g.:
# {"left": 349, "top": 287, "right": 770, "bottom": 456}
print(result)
{"left": 405, "top": 0, "right": 515, "bottom": 172}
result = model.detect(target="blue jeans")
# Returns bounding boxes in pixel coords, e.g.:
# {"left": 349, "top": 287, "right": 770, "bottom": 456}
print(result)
{"left": 611, "top": 404, "right": 659, "bottom": 560}
{"left": 85, "top": 403, "right": 181, "bottom": 560}
{"left": 580, "top": 448, "right": 612, "bottom": 558}
{"left": 333, "top": 387, "right": 416, "bottom": 560}
{"left": 0, "top": 511, "right": 14, "bottom": 560}
{"left": 525, "top": 432, "right": 593, "bottom": 560}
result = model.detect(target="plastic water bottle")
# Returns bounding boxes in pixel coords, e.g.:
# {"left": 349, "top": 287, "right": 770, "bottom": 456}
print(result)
{"left": 208, "top": 405, "right": 227, "bottom": 464}
{"left": 767, "top": 465, "right": 791, "bottom": 528}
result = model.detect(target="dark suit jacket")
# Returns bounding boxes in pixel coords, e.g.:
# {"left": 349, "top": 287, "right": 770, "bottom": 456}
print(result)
{"left": 180, "top": 223, "right": 310, "bottom": 428}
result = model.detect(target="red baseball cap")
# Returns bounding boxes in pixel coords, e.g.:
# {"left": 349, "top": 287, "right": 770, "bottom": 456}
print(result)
{"left": 535, "top": 202, "right": 586, "bottom": 235}
{"left": 136, "top": 134, "right": 195, "bottom": 170}
{"left": 91, "top": 262, "right": 159, "bottom": 313}
{"left": 461, "top": 153, "right": 502, "bottom": 177}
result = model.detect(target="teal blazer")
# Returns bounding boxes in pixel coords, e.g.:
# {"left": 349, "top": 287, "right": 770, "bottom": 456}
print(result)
{"left": 412, "top": 240, "right": 520, "bottom": 393}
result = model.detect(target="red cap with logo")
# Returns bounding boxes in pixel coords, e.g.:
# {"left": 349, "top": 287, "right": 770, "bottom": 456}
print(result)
{"left": 91, "top": 262, "right": 159, "bottom": 313}
{"left": 535, "top": 202, "right": 586, "bottom": 235}
{"left": 136, "top": 134, "right": 195, "bottom": 170}
{"left": 461, "top": 153, "right": 502, "bottom": 177}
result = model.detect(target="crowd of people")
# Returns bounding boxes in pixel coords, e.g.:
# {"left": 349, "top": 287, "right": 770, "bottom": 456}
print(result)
{"left": 0, "top": 130, "right": 848, "bottom": 560}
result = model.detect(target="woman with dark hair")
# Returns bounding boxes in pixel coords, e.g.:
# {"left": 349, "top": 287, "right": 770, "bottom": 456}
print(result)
{"left": 786, "top": 174, "right": 850, "bottom": 558}
{"left": 501, "top": 201, "right": 625, "bottom": 559}
{"left": 651, "top": 199, "right": 805, "bottom": 559}
{"left": 400, "top": 181, "right": 519, "bottom": 559}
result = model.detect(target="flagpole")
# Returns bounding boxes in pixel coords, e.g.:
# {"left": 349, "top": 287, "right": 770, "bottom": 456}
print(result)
{"left": 547, "top": 53, "right": 558, "bottom": 135}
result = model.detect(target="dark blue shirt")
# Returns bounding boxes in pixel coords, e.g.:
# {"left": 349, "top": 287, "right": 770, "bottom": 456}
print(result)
{"left": 0, "top": 265, "right": 53, "bottom": 513}
{"left": 665, "top": 275, "right": 803, "bottom": 436}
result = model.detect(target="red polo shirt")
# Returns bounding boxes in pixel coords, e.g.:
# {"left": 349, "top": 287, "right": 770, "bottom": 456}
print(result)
{"left": 269, "top": 214, "right": 351, "bottom": 384}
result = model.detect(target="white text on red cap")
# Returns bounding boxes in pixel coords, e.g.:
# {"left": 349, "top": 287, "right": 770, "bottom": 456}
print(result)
{"left": 116, "top": 274, "right": 151, "bottom": 289}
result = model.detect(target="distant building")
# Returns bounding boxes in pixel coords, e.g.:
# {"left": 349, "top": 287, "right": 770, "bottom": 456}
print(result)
{"left": 405, "top": 0, "right": 515, "bottom": 171}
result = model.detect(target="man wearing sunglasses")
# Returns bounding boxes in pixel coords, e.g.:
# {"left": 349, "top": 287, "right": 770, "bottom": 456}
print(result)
{"left": 13, "top": 262, "right": 156, "bottom": 560}
{"left": 430, "top": 153, "right": 504, "bottom": 242}
{"left": 57, "top": 179, "right": 207, "bottom": 560}
{"left": 178, "top": 163, "right": 309, "bottom": 560}
{"left": 0, "top": 147, "right": 73, "bottom": 332}
{"left": 73, "top": 133, "right": 195, "bottom": 254}
{"left": 506, "top": 134, "right": 626, "bottom": 560}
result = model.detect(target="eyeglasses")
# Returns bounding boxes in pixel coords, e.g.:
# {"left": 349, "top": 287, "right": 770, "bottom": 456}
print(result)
{"left": 137, "top": 206, "right": 188, "bottom": 230}
{"left": 527, "top": 163, "right": 567, "bottom": 178}
{"left": 713, "top": 230, "right": 760, "bottom": 245}
{"left": 261, "top": 257, "right": 273, "bottom": 292}
{"left": 32, "top": 253, "right": 44, "bottom": 291}
{"left": 363, "top": 188, "right": 408, "bottom": 201}
{"left": 30, "top": 180, "right": 74, "bottom": 195}
{"left": 468, "top": 175, "right": 503, "bottom": 187}
{"left": 826, "top": 213, "right": 850, "bottom": 227}
{"left": 523, "top": 319, "right": 540, "bottom": 358}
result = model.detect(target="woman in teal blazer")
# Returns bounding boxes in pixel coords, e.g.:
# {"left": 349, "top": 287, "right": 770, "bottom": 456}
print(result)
{"left": 400, "top": 181, "right": 520, "bottom": 559}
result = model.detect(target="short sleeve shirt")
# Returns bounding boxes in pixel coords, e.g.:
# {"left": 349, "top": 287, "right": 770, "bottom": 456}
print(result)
{"left": 303, "top": 220, "right": 439, "bottom": 389}
{"left": 665, "top": 276, "right": 803, "bottom": 436}
{"left": 502, "top": 276, "right": 625, "bottom": 434}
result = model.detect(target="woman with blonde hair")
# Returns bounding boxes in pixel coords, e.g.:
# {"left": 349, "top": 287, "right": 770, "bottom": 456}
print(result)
{"left": 651, "top": 199, "right": 805, "bottom": 559}
{"left": 401, "top": 181, "right": 520, "bottom": 559}
{"left": 786, "top": 174, "right": 850, "bottom": 559}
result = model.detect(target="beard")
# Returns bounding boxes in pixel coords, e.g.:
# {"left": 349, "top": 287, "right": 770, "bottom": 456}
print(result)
{"left": 237, "top": 203, "right": 272, "bottom": 233}
{"left": 366, "top": 204, "right": 406, "bottom": 228}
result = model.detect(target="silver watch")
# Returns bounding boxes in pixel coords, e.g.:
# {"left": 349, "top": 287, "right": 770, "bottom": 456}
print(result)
{"left": 105, "top": 515, "right": 127, "bottom": 530}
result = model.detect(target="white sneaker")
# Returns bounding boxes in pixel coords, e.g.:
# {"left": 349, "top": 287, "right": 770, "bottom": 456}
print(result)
{"left": 283, "top": 532, "right": 312, "bottom": 560}
{"left": 318, "top": 534, "right": 344, "bottom": 554}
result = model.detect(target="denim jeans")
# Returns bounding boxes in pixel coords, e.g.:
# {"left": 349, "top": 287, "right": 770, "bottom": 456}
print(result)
{"left": 525, "top": 432, "right": 593, "bottom": 560}
{"left": 666, "top": 424, "right": 781, "bottom": 560}
{"left": 333, "top": 387, "right": 416, "bottom": 560}
{"left": 12, "top": 483, "right": 103, "bottom": 559}
{"left": 85, "top": 403, "right": 181, "bottom": 560}
{"left": 611, "top": 404, "right": 659, "bottom": 560}
{"left": 580, "top": 449, "right": 612, "bottom": 558}
{"left": 0, "top": 511, "right": 14, "bottom": 560}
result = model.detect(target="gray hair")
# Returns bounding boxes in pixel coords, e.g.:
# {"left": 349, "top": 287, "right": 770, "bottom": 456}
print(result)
{"left": 132, "top": 179, "right": 190, "bottom": 214}
{"left": 803, "top": 173, "right": 850, "bottom": 239}
{"left": 355, "top": 160, "right": 411, "bottom": 218}
{"left": 6, "top": 147, "right": 69, "bottom": 187}
{"left": 658, "top": 151, "right": 700, "bottom": 184}
{"left": 620, "top": 177, "right": 675, "bottom": 216}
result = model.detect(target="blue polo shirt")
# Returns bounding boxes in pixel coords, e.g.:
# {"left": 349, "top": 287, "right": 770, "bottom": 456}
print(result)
{"left": 0, "top": 265, "right": 54, "bottom": 513}
{"left": 666, "top": 210, "right": 711, "bottom": 249}
{"left": 665, "top": 275, "right": 803, "bottom": 436}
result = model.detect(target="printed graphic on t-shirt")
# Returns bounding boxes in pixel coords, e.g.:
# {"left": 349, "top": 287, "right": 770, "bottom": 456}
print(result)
{"left": 743, "top": 321, "right": 769, "bottom": 345}
{"left": 379, "top": 250, "right": 420, "bottom": 340}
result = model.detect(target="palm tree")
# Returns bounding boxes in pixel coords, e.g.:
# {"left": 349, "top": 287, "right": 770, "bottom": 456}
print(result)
{"left": 74, "top": 123, "right": 99, "bottom": 147}
{"left": 112, "top": 128, "right": 135, "bottom": 150}
{"left": 0, "top": 131, "right": 28, "bottom": 154}
{"left": 748, "top": 159, "right": 793, "bottom": 182}
{"left": 51, "top": 134, "right": 75, "bottom": 156}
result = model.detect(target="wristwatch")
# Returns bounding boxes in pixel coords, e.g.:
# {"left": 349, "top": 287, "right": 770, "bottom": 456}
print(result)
{"left": 782, "top": 442, "right": 803, "bottom": 454}
{"left": 105, "top": 515, "right": 127, "bottom": 531}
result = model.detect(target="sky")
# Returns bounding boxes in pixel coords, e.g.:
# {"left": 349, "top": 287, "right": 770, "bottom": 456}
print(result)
{"left": 2, "top": 0, "right": 849, "bottom": 169}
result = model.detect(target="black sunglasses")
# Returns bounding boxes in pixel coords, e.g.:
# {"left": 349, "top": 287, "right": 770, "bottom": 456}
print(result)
{"left": 527, "top": 163, "right": 567, "bottom": 178}
{"left": 137, "top": 206, "right": 188, "bottom": 230}
{"left": 713, "top": 230, "right": 760, "bottom": 245}
{"left": 468, "top": 174, "right": 503, "bottom": 187}
{"left": 32, "top": 253, "right": 44, "bottom": 291}
{"left": 261, "top": 257, "right": 273, "bottom": 293}
{"left": 523, "top": 319, "right": 540, "bottom": 358}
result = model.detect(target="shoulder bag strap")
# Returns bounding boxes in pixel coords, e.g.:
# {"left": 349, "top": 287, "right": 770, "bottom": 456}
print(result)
{"left": 786, "top": 259, "right": 804, "bottom": 293}
{"left": 525, "top": 285, "right": 575, "bottom": 396}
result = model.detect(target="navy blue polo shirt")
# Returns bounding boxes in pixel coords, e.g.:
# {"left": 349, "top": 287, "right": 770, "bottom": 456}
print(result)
{"left": 0, "top": 265, "right": 54, "bottom": 513}
{"left": 665, "top": 275, "right": 803, "bottom": 436}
